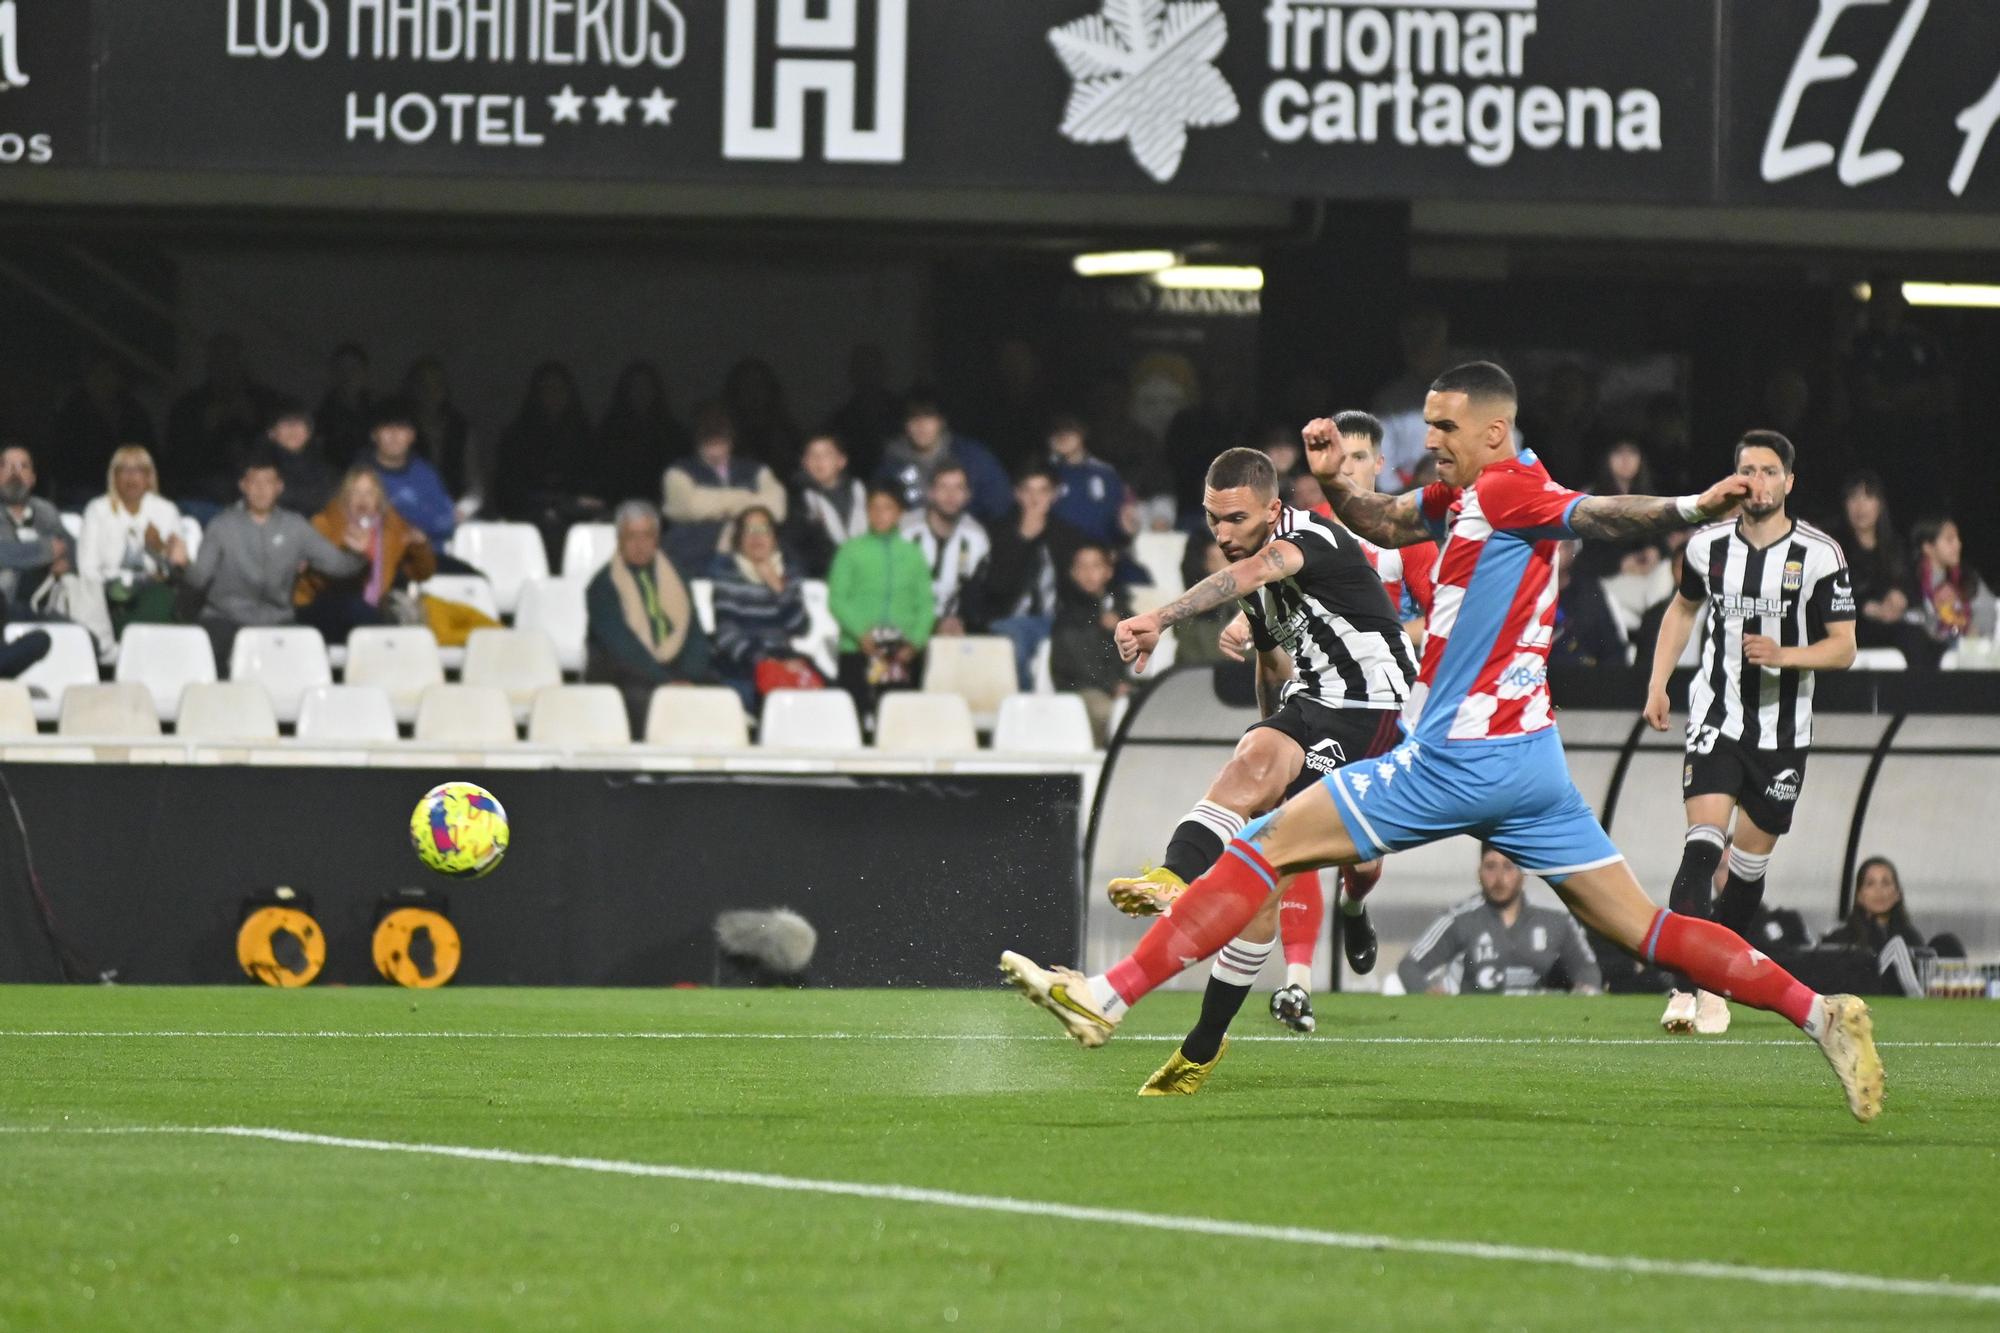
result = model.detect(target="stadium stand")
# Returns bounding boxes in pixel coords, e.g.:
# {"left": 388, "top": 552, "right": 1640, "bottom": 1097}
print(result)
{"left": 447, "top": 522, "right": 550, "bottom": 616}
{"left": 514, "top": 577, "right": 589, "bottom": 675}
{"left": 176, "top": 681, "right": 279, "bottom": 742}
{"left": 414, "top": 684, "right": 517, "bottom": 746}
{"left": 921, "top": 636, "right": 1018, "bottom": 729}
{"left": 461, "top": 628, "right": 564, "bottom": 723}
{"left": 58, "top": 683, "right": 160, "bottom": 738}
{"left": 227, "top": 626, "right": 333, "bottom": 725}
{"left": 560, "top": 522, "right": 617, "bottom": 579}
{"left": 759, "top": 688, "right": 863, "bottom": 750}
{"left": 0, "top": 682, "right": 38, "bottom": 739}
{"left": 114, "top": 624, "right": 216, "bottom": 723}
{"left": 294, "top": 684, "right": 400, "bottom": 744}
{"left": 344, "top": 627, "right": 446, "bottom": 725}
{"left": 10, "top": 624, "right": 100, "bottom": 724}
{"left": 992, "top": 693, "right": 1096, "bottom": 756}
{"left": 875, "top": 692, "right": 979, "bottom": 754}
{"left": 642, "top": 685, "right": 751, "bottom": 749}
{"left": 527, "top": 684, "right": 631, "bottom": 747}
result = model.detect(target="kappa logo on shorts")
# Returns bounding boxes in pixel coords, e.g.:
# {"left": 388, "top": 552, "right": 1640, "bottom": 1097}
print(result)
{"left": 1766, "top": 768, "right": 1801, "bottom": 803}
{"left": 1301, "top": 736, "right": 1347, "bottom": 776}
{"left": 1349, "top": 771, "right": 1373, "bottom": 799}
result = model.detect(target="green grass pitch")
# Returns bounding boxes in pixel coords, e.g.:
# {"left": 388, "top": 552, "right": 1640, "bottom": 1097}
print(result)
{"left": 3, "top": 986, "right": 1998, "bottom": 1330}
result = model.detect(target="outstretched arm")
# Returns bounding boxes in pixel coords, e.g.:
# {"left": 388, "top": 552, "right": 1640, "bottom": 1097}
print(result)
{"left": 1301, "top": 417, "right": 1433, "bottom": 547}
{"left": 1570, "top": 475, "right": 1751, "bottom": 543}
{"left": 1115, "top": 543, "right": 1303, "bottom": 673}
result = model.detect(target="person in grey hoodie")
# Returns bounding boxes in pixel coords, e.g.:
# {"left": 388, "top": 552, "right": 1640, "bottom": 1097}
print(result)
{"left": 177, "top": 448, "right": 364, "bottom": 670}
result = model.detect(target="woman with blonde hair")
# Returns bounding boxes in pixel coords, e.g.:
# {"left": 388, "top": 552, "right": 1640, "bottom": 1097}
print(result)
{"left": 294, "top": 467, "right": 437, "bottom": 643}
{"left": 77, "top": 443, "right": 185, "bottom": 630}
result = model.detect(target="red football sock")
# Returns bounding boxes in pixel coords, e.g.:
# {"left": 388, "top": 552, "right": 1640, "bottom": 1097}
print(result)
{"left": 1279, "top": 873, "right": 1325, "bottom": 971}
{"left": 1646, "top": 910, "right": 1818, "bottom": 1028}
{"left": 1106, "top": 840, "right": 1278, "bottom": 1005}
{"left": 1340, "top": 861, "right": 1383, "bottom": 904}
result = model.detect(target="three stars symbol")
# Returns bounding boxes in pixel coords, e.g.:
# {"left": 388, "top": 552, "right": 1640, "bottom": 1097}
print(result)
{"left": 549, "top": 85, "right": 675, "bottom": 128}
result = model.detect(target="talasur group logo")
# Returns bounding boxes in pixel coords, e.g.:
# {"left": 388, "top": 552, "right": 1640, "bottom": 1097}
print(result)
{"left": 1047, "top": 0, "right": 1239, "bottom": 184}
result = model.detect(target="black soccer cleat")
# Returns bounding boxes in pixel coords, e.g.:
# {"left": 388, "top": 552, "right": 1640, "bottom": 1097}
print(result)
{"left": 1341, "top": 904, "right": 1379, "bottom": 976}
{"left": 1269, "top": 983, "right": 1316, "bottom": 1034}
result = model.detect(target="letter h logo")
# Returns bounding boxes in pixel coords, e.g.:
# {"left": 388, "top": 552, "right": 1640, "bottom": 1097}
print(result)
{"left": 723, "top": 0, "right": 907, "bottom": 163}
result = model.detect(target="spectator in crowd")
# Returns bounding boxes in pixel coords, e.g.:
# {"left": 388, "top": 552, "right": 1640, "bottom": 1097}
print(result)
{"left": 365, "top": 399, "right": 458, "bottom": 552}
{"left": 163, "top": 332, "right": 280, "bottom": 504}
{"left": 878, "top": 390, "right": 1011, "bottom": 524}
{"left": 1369, "top": 307, "right": 1453, "bottom": 491}
{"left": 403, "top": 356, "right": 477, "bottom": 502}
{"left": 0, "top": 445, "right": 71, "bottom": 617}
{"left": 662, "top": 404, "right": 788, "bottom": 574}
{"left": 709, "top": 506, "right": 815, "bottom": 712}
{"left": 182, "top": 449, "right": 364, "bottom": 668}
{"left": 294, "top": 467, "right": 437, "bottom": 644}
{"left": 822, "top": 343, "right": 901, "bottom": 478}
{"left": 77, "top": 445, "right": 183, "bottom": 632}
{"left": 1581, "top": 438, "right": 1664, "bottom": 577}
{"left": 985, "top": 464, "right": 1081, "bottom": 690}
{"left": 828, "top": 483, "right": 934, "bottom": 720}
{"left": 900, "top": 464, "right": 989, "bottom": 638}
{"left": 50, "top": 354, "right": 155, "bottom": 508}
{"left": 788, "top": 432, "right": 867, "bottom": 579}
{"left": 1396, "top": 846, "right": 1603, "bottom": 996}
{"left": 597, "top": 361, "right": 689, "bottom": 507}
{"left": 1171, "top": 533, "right": 1239, "bottom": 668}
{"left": 722, "top": 357, "right": 803, "bottom": 474}
{"left": 496, "top": 360, "right": 607, "bottom": 560}
{"left": 264, "top": 401, "right": 337, "bottom": 519}
{"left": 1833, "top": 471, "right": 1929, "bottom": 663}
{"left": 1823, "top": 856, "right": 1964, "bottom": 994}
{"left": 1550, "top": 539, "right": 1627, "bottom": 669}
{"left": 1910, "top": 516, "right": 1995, "bottom": 649}
{"left": 585, "top": 501, "right": 714, "bottom": 735}
{"left": 1050, "top": 542, "right": 1130, "bottom": 746}
{"left": 1045, "top": 414, "right": 1126, "bottom": 550}
{"left": 315, "top": 342, "right": 375, "bottom": 468}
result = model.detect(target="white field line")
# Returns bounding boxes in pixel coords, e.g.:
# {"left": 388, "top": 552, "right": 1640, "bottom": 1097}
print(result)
{"left": 0, "top": 1123, "right": 1994, "bottom": 1306}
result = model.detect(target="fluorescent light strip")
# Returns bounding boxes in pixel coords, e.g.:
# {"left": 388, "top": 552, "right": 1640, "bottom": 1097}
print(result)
{"left": 1852, "top": 280, "right": 2000, "bottom": 309}
{"left": 1072, "top": 250, "right": 1178, "bottom": 278}
{"left": 1152, "top": 265, "right": 1265, "bottom": 291}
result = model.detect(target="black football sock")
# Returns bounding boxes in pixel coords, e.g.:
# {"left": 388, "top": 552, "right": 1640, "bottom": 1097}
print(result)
{"left": 1714, "top": 846, "right": 1772, "bottom": 938}
{"left": 1180, "top": 934, "right": 1273, "bottom": 1065}
{"left": 1162, "top": 800, "right": 1245, "bottom": 885}
{"left": 1669, "top": 825, "right": 1726, "bottom": 919}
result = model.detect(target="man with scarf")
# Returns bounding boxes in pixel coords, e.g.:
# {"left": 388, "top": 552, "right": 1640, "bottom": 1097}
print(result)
{"left": 586, "top": 501, "right": 715, "bottom": 735}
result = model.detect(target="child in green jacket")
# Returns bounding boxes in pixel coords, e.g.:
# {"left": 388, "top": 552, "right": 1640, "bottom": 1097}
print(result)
{"left": 828, "top": 484, "right": 935, "bottom": 717}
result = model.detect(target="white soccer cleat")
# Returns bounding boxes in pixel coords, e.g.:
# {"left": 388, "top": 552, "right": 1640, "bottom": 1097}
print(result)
{"left": 1660, "top": 989, "right": 1697, "bottom": 1033}
{"left": 1693, "top": 989, "right": 1732, "bottom": 1035}
{"left": 1812, "top": 994, "right": 1885, "bottom": 1123}
{"left": 998, "top": 950, "right": 1119, "bottom": 1049}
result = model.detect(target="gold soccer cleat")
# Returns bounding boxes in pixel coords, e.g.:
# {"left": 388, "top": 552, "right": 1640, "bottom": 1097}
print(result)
{"left": 1107, "top": 866, "right": 1188, "bottom": 918}
{"left": 1139, "top": 1040, "right": 1228, "bottom": 1096}
{"left": 1814, "top": 994, "right": 1885, "bottom": 1123}
{"left": 999, "top": 950, "right": 1119, "bottom": 1048}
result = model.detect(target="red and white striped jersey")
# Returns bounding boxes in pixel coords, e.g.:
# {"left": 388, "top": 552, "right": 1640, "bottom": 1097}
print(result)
{"left": 1308, "top": 502, "right": 1438, "bottom": 620}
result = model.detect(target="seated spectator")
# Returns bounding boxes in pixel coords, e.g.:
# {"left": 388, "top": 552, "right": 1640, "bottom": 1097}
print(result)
{"left": 1396, "top": 846, "right": 1603, "bottom": 995}
{"left": 1550, "top": 540, "right": 1626, "bottom": 669}
{"left": 828, "top": 484, "right": 934, "bottom": 720}
{"left": 1581, "top": 438, "right": 1664, "bottom": 576}
{"left": 78, "top": 445, "right": 184, "bottom": 632}
{"left": 265, "top": 402, "right": 337, "bottom": 519}
{"left": 50, "top": 354, "right": 155, "bottom": 509}
{"left": 878, "top": 390, "right": 1011, "bottom": 524}
{"left": 788, "top": 433, "right": 867, "bottom": 579}
{"left": 985, "top": 465, "right": 1081, "bottom": 690}
{"left": 663, "top": 404, "right": 788, "bottom": 575}
{"left": 294, "top": 468, "right": 438, "bottom": 644}
{"left": 1910, "top": 516, "right": 1995, "bottom": 649}
{"left": 315, "top": 342, "right": 375, "bottom": 468}
{"left": 597, "top": 361, "right": 689, "bottom": 509}
{"left": 1823, "top": 856, "right": 1964, "bottom": 995}
{"left": 585, "top": 501, "right": 715, "bottom": 735}
{"left": 0, "top": 444, "right": 73, "bottom": 617}
{"left": 1045, "top": 414, "right": 1126, "bottom": 549}
{"left": 365, "top": 399, "right": 459, "bottom": 554}
{"left": 900, "top": 464, "right": 989, "bottom": 638}
{"left": 182, "top": 450, "right": 364, "bottom": 668}
{"left": 709, "top": 506, "right": 815, "bottom": 712}
{"left": 163, "top": 332, "right": 279, "bottom": 506}
{"left": 1050, "top": 543, "right": 1131, "bottom": 746}
{"left": 1171, "top": 533, "right": 1239, "bottom": 668}
{"left": 1834, "top": 471, "right": 1933, "bottom": 667}
{"left": 403, "top": 356, "right": 477, "bottom": 503}
{"left": 495, "top": 361, "right": 608, "bottom": 562}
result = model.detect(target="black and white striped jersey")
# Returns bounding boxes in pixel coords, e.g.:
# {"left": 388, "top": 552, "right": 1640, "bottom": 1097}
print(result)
{"left": 1242, "top": 507, "right": 1417, "bottom": 711}
{"left": 1681, "top": 519, "right": 1855, "bottom": 750}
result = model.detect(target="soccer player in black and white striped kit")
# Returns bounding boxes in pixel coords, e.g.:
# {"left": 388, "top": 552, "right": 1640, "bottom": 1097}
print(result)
{"left": 1644, "top": 430, "right": 1857, "bottom": 1033}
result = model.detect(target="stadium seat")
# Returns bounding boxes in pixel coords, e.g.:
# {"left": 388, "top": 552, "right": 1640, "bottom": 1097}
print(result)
{"left": 514, "top": 577, "right": 588, "bottom": 675}
{"left": 794, "top": 579, "right": 838, "bottom": 676}
{"left": 992, "top": 693, "right": 1097, "bottom": 755}
{"left": 114, "top": 624, "right": 217, "bottom": 723}
{"left": 0, "top": 681, "right": 37, "bottom": 738}
{"left": 447, "top": 521, "right": 550, "bottom": 615}
{"left": 8, "top": 623, "right": 99, "bottom": 723}
{"left": 921, "top": 635, "right": 1018, "bottom": 727}
{"left": 58, "top": 683, "right": 160, "bottom": 738}
{"left": 561, "top": 522, "right": 617, "bottom": 578}
{"left": 527, "top": 684, "right": 630, "bottom": 747}
{"left": 643, "top": 685, "right": 751, "bottom": 749}
{"left": 689, "top": 578, "right": 716, "bottom": 634}
{"left": 228, "top": 626, "right": 333, "bottom": 724}
{"left": 413, "top": 684, "right": 518, "bottom": 745}
{"left": 1853, "top": 647, "right": 1908, "bottom": 671}
{"left": 294, "top": 685, "right": 399, "bottom": 744}
{"left": 1132, "top": 531, "right": 1185, "bottom": 594}
{"left": 343, "top": 627, "right": 446, "bottom": 725}
{"left": 874, "top": 692, "right": 979, "bottom": 753}
{"left": 418, "top": 573, "right": 502, "bottom": 623}
{"left": 176, "top": 681, "right": 280, "bottom": 742}
{"left": 758, "top": 688, "right": 863, "bottom": 749}
{"left": 461, "top": 628, "right": 563, "bottom": 722}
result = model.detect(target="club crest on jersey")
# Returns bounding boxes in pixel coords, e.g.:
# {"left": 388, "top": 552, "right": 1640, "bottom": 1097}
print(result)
{"left": 1683, "top": 762, "right": 1694, "bottom": 789}
{"left": 1302, "top": 736, "right": 1348, "bottom": 776}
{"left": 1782, "top": 560, "right": 1804, "bottom": 591}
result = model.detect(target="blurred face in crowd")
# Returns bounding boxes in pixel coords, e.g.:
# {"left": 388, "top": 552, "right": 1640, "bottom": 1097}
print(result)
{"left": 0, "top": 447, "right": 36, "bottom": 506}
{"left": 1048, "top": 426, "right": 1085, "bottom": 464}
{"left": 801, "top": 436, "right": 846, "bottom": 488}
{"left": 268, "top": 415, "right": 312, "bottom": 454}
{"left": 928, "top": 468, "right": 970, "bottom": 522}
{"left": 1845, "top": 484, "right": 1883, "bottom": 535}
{"left": 1923, "top": 520, "right": 1962, "bottom": 571}
{"left": 697, "top": 429, "right": 734, "bottom": 472}
{"left": 1856, "top": 861, "right": 1902, "bottom": 921}
{"left": 737, "top": 509, "right": 778, "bottom": 564}
{"left": 1015, "top": 472, "right": 1055, "bottom": 521}
{"left": 1735, "top": 445, "right": 1793, "bottom": 520}
{"left": 112, "top": 454, "right": 154, "bottom": 509}
{"left": 906, "top": 409, "right": 946, "bottom": 453}
{"left": 866, "top": 491, "right": 904, "bottom": 535}
{"left": 1607, "top": 440, "right": 1644, "bottom": 487}
{"left": 1070, "top": 545, "right": 1113, "bottom": 598}
{"left": 617, "top": 514, "right": 661, "bottom": 567}
{"left": 372, "top": 421, "right": 416, "bottom": 466}
{"left": 1478, "top": 849, "right": 1524, "bottom": 907}
{"left": 1263, "top": 438, "right": 1301, "bottom": 476}
{"left": 240, "top": 465, "right": 283, "bottom": 516}
{"left": 1423, "top": 389, "right": 1513, "bottom": 488}
{"left": 343, "top": 471, "right": 386, "bottom": 523}
{"left": 1337, "top": 432, "right": 1383, "bottom": 492}
{"left": 1204, "top": 481, "right": 1279, "bottom": 562}
{"left": 1291, "top": 473, "right": 1327, "bottom": 511}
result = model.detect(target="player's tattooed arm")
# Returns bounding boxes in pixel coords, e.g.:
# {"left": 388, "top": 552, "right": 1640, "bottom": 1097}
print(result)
{"left": 1325, "top": 486, "right": 1432, "bottom": 548}
{"left": 1153, "top": 543, "right": 1303, "bottom": 630}
{"left": 1570, "top": 475, "right": 1753, "bottom": 541}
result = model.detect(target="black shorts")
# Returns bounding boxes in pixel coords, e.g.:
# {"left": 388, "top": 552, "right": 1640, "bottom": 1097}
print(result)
{"left": 1682, "top": 733, "right": 1808, "bottom": 836}
{"left": 1248, "top": 697, "right": 1405, "bottom": 799}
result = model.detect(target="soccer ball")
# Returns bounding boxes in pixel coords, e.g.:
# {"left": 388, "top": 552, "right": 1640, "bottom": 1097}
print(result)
{"left": 410, "top": 782, "right": 510, "bottom": 879}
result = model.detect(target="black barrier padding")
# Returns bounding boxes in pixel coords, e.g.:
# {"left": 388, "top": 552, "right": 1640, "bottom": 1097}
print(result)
{"left": 0, "top": 766, "right": 1079, "bottom": 987}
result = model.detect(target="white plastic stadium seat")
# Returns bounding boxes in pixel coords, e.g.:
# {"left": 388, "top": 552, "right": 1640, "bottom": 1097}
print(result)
{"left": 874, "top": 692, "right": 979, "bottom": 754}
{"left": 793, "top": 579, "right": 838, "bottom": 677}
{"left": 992, "top": 693, "right": 1097, "bottom": 755}
{"left": 527, "top": 685, "right": 630, "bottom": 747}
{"left": 643, "top": 685, "right": 750, "bottom": 749}
{"left": 462, "top": 628, "right": 563, "bottom": 723}
{"left": 0, "top": 681, "right": 38, "bottom": 738}
{"left": 8, "top": 623, "right": 99, "bottom": 723}
{"left": 922, "top": 636, "right": 1019, "bottom": 727}
{"left": 295, "top": 685, "right": 401, "bottom": 744}
{"left": 448, "top": 521, "right": 550, "bottom": 615}
{"left": 561, "top": 522, "right": 617, "bottom": 578}
{"left": 228, "top": 626, "right": 333, "bottom": 724}
{"left": 689, "top": 578, "right": 716, "bottom": 634}
{"left": 514, "top": 577, "right": 589, "bottom": 675}
{"left": 758, "top": 688, "right": 863, "bottom": 750}
{"left": 343, "top": 627, "right": 446, "bottom": 725}
{"left": 58, "top": 683, "right": 160, "bottom": 738}
{"left": 413, "top": 684, "right": 518, "bottom": 746}
{"left": 114, "top": 624, "right": 217, "bottom": 722}
{"left": 176, "top": 681, "right": 280, "bottom": 742}
{"left": 418, "top": 573, "right": 502, "bottom": 623}
{"left": 1852, "top": 647, "right": 1908, "bottom": 671}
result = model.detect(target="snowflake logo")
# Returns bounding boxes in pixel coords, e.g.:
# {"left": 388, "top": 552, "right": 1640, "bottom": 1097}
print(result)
{"left": 1047, "top": 0, "right": 1239, "bottom": 184}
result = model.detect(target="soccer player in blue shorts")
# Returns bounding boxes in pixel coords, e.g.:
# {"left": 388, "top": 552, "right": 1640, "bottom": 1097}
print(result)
{"left": 1000, "top": 361, "right": 1885, "bottom": 1122}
